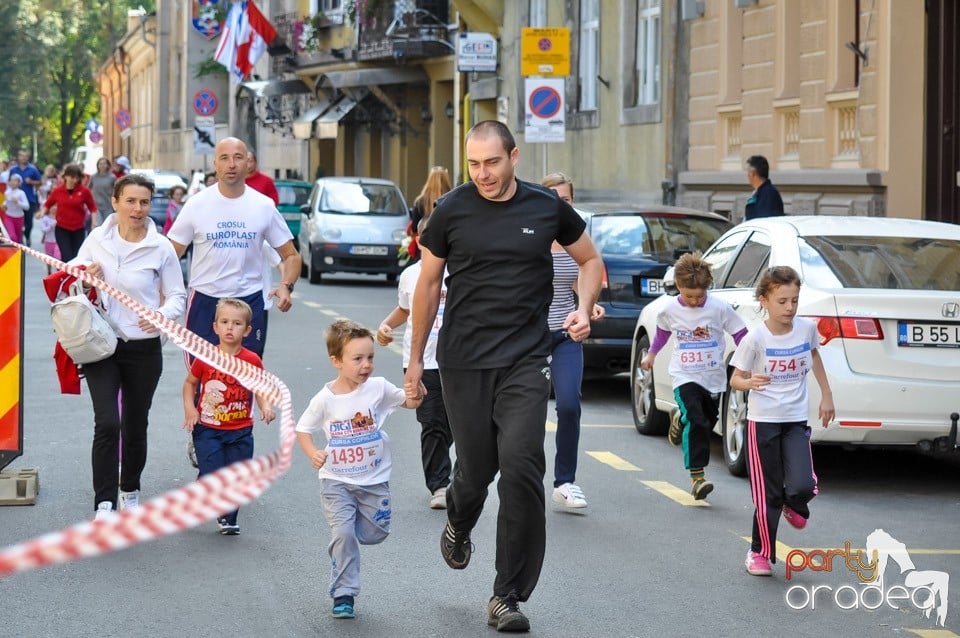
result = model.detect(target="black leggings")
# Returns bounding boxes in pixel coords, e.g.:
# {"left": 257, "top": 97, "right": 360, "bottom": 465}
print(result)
{"left": 55, "top": 226, "right": 86, "bottom": 262}
{"left": 83, "top": 337, "right": 163, "bottom": 509}
{"left": 747, "top": 420, "right": 818, "bottom": 563}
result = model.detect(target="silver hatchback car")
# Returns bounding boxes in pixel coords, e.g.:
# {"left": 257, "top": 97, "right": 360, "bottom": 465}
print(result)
{"left": 298, "top": 177, "right": 409, "bottom": 284}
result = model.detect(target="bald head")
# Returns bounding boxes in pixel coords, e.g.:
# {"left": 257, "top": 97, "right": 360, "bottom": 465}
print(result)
{"left": 214, "top": 137, "right": 249, "bottom": 195}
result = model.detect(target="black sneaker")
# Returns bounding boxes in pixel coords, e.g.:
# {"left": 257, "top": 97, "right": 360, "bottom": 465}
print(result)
{"left": 487, "top": 593, "right": 530, "bottom": 632}
{"left": 691, "top": 478, "right": 714, "bottom": 501}
{"left": 440, "top": 521, "right": 472, "bottom": 569}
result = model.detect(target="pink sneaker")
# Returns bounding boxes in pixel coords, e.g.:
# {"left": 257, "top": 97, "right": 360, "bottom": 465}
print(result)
{"left": 782, "top": 506, "right": 808, "bottom": 530}
{"left": 745, "top": 550, "right": 772, "bottom": 576}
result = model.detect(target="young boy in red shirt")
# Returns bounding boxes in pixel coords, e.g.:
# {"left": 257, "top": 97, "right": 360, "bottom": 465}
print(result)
{"left": 183, "top": 298, "right": 275, "bottom": 535}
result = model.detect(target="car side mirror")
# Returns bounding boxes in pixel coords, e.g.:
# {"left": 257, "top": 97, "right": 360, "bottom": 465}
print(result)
{"left": 662, "top": 266, "right": 679, "bottom": 296}
{"left": 300, "top": 204, "right": 311, "bottom": 217}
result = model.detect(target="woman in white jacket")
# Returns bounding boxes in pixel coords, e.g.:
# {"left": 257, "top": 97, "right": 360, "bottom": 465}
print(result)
{"left": 72, "top": 173, "right": 187, "bottom": 520}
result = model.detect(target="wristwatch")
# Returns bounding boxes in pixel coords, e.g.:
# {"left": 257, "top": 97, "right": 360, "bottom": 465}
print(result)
{"left": 282, "top": 281, "right": 295, "bottom": 293}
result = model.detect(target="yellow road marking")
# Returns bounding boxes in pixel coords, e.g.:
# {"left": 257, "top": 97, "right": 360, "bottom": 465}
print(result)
{"left": 586, "top": 451, "right": 642, "bottom": 471}
{"left": 642, "top": 480, "right": 710, "bottom": 507}
{"left": 301, "top": 300, "right": 323, "bottom": 308}
{"left": 545, "top": 420, "right": 634, "bottom": 432}
{"left": 906, "top": 631, "right": 960, "bottom": 638}
{"left": 321, "top": 309, "right": 339, "bottom": 317}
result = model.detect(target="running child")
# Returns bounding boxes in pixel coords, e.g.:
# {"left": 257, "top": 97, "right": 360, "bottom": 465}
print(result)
{"left": 640, "top": 252, "right": 748, "bottom": 500}
{"left": 295, "top": 319, "right": 424, "bottom": 619}
{"left": 377, "top": 217, "right": 453, "bottom": 510}
{"left": 729, "top": 266, "right": 834, "bottom": 577}
{"left": 182, "top": 298, "right": 275, "bottom": 535}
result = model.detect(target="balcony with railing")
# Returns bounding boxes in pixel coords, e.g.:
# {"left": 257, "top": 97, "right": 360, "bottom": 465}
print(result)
{"left": 356, "top": 0, "right": 453, "bottom": 62}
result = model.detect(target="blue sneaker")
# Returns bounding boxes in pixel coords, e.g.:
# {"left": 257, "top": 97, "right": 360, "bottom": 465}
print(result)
{"left": 332, "top": 596, "right": 355, "bottom": 619}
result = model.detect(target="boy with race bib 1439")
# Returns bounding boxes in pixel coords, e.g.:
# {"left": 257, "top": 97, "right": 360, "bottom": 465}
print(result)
{"left": 641, "top": 252, "right": 748, "bottom": 500}
{"left": 295, "top": 320, "right": 424, "bottom": 620}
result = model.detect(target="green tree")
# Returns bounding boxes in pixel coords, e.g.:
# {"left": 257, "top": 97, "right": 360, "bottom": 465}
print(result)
{"left": 0, "top": 0, "right": 155, "bottom": 166}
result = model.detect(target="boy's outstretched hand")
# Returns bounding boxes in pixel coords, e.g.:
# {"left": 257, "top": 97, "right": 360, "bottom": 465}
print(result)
{"left": 261, "top": 406, "right": 276, "bottom": 424}
{"left": 183, "top": 407, "right": 200, "bottom": 433}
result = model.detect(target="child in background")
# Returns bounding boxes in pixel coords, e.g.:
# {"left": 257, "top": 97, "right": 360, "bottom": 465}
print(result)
{"left": 2, "top": 174, "right": 29, "bottom": 244}
{"left": 729, "top": 266, "right": 834, "bottom": 577}
{"left": 296, "top": 319, "right": 423, "bottom": 619}
{"left": 641, "top": 252, "right": 748, "bottom": 500}
{"left": 377, "top": 217, "right": 453, "bottom": 510}
{"left": 182, "top": 298, "right": 275, "bottom": 535}
{"left": 39, "top": 207, "right": 60, "bottom": 274}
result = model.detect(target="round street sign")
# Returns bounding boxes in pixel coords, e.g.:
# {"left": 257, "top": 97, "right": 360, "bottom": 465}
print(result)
{"left": 115, "top": 108, "right": 132, "bottom": 131}
{"left": 89, "top": 131, "right": 103, "bottom": 144}
{"left": 528, "top": 85, "right": 562, "bottom": 120}
{"left": 193, "top": 90, "right": 219, "bottom": 116}
{"left": 538, "top": 37, "right": 552, "bottom": 51}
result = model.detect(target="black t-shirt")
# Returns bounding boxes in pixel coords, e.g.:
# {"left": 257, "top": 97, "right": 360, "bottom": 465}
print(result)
{"left": 420, "top": 178, "right": 586, "bottom": 369}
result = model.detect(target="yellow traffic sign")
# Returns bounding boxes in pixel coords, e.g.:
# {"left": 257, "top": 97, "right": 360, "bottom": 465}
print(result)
{"left": 521, "top": 27, "right": 570, "bottom": 77}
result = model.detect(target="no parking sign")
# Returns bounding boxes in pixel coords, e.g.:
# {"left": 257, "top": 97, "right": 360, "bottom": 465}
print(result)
{"left": 524, "top": 78, "right": 565, "bottom": 143}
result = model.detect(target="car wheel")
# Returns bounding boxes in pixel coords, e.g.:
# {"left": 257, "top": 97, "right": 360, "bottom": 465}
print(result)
{"left": 631, "top": 334, "right": 669, "bottom": 436}
{"left": 721, "top": 383, "right": 749, "bottom": 477}
{"left": 308, "top": 254, "right": 323, "bottom": 285}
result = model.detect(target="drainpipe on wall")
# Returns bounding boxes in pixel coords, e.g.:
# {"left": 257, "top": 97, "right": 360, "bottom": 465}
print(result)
{"left": 664, "top": 0, "right": 689, "bottom": 207}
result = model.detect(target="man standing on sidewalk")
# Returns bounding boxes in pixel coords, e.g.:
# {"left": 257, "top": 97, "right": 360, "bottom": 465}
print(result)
{"left": 404, "top": 120, "right": 602, "bottom": 633}
{"left": 744, "top": 155, "right": 785, "bottom": 220}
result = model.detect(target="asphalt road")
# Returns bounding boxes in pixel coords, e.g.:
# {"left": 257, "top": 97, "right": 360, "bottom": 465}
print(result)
{"left": 2, "top": 252, "right": 959, "bottom": 638}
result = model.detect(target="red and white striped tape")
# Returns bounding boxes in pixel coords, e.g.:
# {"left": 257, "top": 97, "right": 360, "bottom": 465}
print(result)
{"left": 0, "top": 239, "right": 296, "bottom": 577}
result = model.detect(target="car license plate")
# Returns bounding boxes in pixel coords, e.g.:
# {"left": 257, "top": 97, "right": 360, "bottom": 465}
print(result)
{"left": 349, "top": 245, "right": 388, "bottom": 256}
{"left": 641, "top": 278, "right": 665, "bottom": 296}
{"left": 897, "top": 322, "right": 960, "bottom": 348}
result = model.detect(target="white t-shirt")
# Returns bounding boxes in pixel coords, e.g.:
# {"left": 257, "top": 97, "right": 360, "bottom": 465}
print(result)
{"left": 261, "top": 244, "right": 282, "bottom": 311}
{"left": 295, "top": 377, "right": 406, "bottom": 486}
{"left": 657, "top": 295, "right": 746, "bottom": 392}
{"left": 729, "top": 318, "right": 819, "bottom": 423}
{"left": 166, "top": 185, "right": 292, "bottom": 297}
{"left": 397, "top": 262, "right": 446, "bottom": 369}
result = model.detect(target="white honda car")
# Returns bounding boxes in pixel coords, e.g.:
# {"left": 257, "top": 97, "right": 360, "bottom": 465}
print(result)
{"left": 630, "top": 216, "right": 960, "bottom": 476}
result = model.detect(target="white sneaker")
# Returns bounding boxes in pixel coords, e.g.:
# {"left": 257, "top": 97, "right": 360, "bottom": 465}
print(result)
{"left": 119, "top": 490, "right": 140, "bottom": 510}
{"left": 552, "top": 483, "right": 588, "bottom": 509}
{"left": 429, "top": 487, "right": 448, "bottom": 510}
{"left": 94, "top": 501, "right": 114, "bottom": 521}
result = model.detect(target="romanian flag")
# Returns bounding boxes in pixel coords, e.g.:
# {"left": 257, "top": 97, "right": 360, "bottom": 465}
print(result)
{"left": 214, "top": 1, "right": 278, "bottom": 81}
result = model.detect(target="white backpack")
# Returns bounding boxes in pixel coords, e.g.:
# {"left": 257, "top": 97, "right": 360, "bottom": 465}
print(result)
{"left": 50, "top": 282, "right": 122, "bottom": 365}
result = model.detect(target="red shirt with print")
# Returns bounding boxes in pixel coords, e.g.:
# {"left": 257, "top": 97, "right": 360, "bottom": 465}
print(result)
{"left": 44, "top": 184, "right": 97, "bottom": 231}
{"left": 190, "top": 347, "right": 263, "bottom": 430}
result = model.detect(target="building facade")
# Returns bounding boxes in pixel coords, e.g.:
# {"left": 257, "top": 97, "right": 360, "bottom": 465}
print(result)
{"left": 678, "top": 0, "right": 926, "bottom": 222}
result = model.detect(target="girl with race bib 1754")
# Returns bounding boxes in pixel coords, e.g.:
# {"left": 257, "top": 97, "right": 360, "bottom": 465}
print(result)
{"left": 729, "top": 265, "right": 835, "bottom": 577}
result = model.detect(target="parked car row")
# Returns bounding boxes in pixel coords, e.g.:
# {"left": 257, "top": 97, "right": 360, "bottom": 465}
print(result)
{"left": 631, "top": 216, "right": 960, "bottom": 475}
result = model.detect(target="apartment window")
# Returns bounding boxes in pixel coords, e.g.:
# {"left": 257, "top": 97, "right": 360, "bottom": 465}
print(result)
{"left": 529, "top": 0, "right": 546, "bottom": 27}
{"left": 578, "top": 0, "right": 600, "bottom": 112}
{"left": 634, "top": 0, "right": 660, "bottom": 106}
{"left": 621, "top": 0, "right": 660, "bottom": 125}
{"left": 311, "top": 0, "right": 343, "bottom": 18}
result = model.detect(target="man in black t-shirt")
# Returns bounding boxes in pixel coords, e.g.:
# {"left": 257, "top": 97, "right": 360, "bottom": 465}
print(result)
{"left": 404, "top": 121, "right": 602, "bottom": 632}
{"left": 744, "top": 155, "right": 785, "bottom": 220}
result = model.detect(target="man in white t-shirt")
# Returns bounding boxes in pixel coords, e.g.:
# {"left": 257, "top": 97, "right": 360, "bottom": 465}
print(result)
{"left": 377, "top": 247, "right": 452, "bottom": 510}
{"left": 167, "top": 137, "right": 301, "bottom": 359}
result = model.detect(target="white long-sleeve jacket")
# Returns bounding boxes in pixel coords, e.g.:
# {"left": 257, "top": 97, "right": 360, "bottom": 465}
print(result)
{"left": 72, "top": 215, "right": 186, "bottom": 340}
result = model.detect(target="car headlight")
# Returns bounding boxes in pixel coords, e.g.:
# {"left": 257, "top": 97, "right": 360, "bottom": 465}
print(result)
{"left": 321, "top": 227, "right": 342, "bottom": 241}
{"left": 392, "top": 228, "right": 407, "bottom": 242}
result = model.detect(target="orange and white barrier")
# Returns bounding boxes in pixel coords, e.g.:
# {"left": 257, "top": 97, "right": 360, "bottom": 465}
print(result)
{"left": 0, "top": 240, "right": 296, "bottom": 577}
